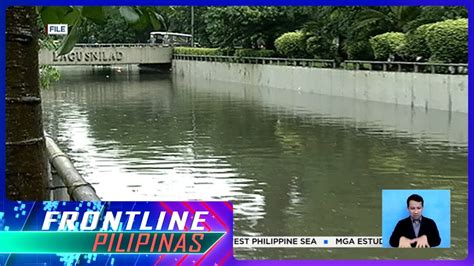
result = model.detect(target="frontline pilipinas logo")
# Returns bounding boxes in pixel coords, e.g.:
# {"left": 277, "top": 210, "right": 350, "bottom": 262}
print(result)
{"left": 42, "top": 211, "right": 209, "bottom": 231}
{"left": 41, "top": 210, "right": 214, "bottom": 253}
{"left": 0, "top": 201, "right": 233, "bottom": 265}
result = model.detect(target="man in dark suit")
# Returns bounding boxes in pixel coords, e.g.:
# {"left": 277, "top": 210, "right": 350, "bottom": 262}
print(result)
{"left": 389, "top": 194, "right": 441, "bottom": 248}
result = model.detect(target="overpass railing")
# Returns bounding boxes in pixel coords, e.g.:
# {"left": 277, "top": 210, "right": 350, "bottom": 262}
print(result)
{"left": 173, "top": 54, "right": 337, "bottom": 68}
{"left": 174, "top": 54, "right": 467, "bottom": 75}
{"left": 343, "top": 60, "right": 468, "bottom": 75}
{"left": 75, "top": 43, "right": 158, "bottom": 48}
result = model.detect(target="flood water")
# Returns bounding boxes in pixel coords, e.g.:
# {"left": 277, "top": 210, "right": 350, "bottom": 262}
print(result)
{"left": 42, "top": 66, "right": 467, "bottom": 260}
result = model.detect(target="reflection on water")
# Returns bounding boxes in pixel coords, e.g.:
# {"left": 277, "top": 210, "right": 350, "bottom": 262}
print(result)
{"left": 42, "top": 66, "right": 467, "bottom": 259}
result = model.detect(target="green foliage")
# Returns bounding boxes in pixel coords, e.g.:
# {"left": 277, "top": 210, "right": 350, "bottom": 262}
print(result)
{"left": 298, "top": 6, "right": 466, "bottom": 62}
{"left": 82, "top": 7, "right": 107, "bottom": 25}
{"left": 345, "top": 39, "right": 374, "bottom": 60}
{"left": 39, "top": 6, "right": 84, "bottom": 55}
{"left": 80, "top": 11, "right": 137, "bottom": 43}
{"left": 39, "top": 6, "right": 81, "bottom": 26}
{"left": 40, "top": 65, "right": 60, "bottom": 89}
{"left": 35, "top": 6, "right": 468, "bottom": 62}
{"left": 401, "top": 23, "right": 432, "bottom": 61}
{"left": 404, "top": 6, "right": 467, "bottom": 31}
{"left": 119, "top": 6, "right": 140, "bottom": 24}
{"left": 218, "top": 48, "right": 235, "bottom": 56}
{"left": 162, "top": 6, "right": 468, "bottom": 61}
{"left": 355, "top": 6, "right": 422, "bottom": 34}
{"left": 173, "top": 47, "right": 226, "bottom": 56}
{"left": 57, "top": 19, "right": 83, "bottom": 56}
{"left": 174, "top": 47, "right": 276, "bottom": 57}
{"left": 163, "top": 7, "right": 211, "bottom": 47}
{"left": 38, "top": 38, "right": 58, "bottom": 50}
{"left": 124, "top": 6, "right": 166, "bottom": 32}
{"left": 38, "top": 6, "right": 166, "bottom": 55}
{"left": 305, "top": 35, "right": 336, "bottom": 59}
{"left": 369, "top": 32, "right": 406, "bottom": 60}
{"left": 234, "top": 49, "right": 275, "bottom": 58}
{"left": 424, "top": 18, "right": 467, "bottom": 63}
{"left": 38, "top": 27, "right": 61, "bottom": 89}
{"left": 301, "top": 7, "right": 363, "bottom": 62}
{"left": 203, "top": 7, "right": 312, "bottom": 48}
{"left": 274, "top": 31, "right": 306, "bottom": 58}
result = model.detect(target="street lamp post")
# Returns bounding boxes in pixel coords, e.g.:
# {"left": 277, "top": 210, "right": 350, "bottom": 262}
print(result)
{"left": 191, "top": 6, "right": 194, "bottom": 47}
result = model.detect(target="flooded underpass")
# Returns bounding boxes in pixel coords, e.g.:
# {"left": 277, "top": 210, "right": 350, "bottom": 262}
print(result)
{"left": 42, "top": 66, "right": 467, "bottom": 260}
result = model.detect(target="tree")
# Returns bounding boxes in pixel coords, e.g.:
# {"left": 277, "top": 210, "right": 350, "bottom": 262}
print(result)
{"left": 163, "top": 6, "right": 213, "bottom": 47}
{"left": 274, "top": 31, "right": 306, "bottom": 58}
{"left": 302, "top": 6, "right": 365, "bottom": 61}
{"left": 352, "top": 6, "right": 467, "bottom": 40}
{"left": 402, "top": 23, "right": 433, "bottom": 61}
{"left": 369, "top": 32, "right": 407, "bottom": 60}
{"left": 80, "top": 10, "right": 137, "bottom": 43}
{"left": 203, "top": 7, "right": 312, "bottom": 48}
{"left": 6, "top": 7, "right": 49, "bottom": 200}
{"left": 301, "top": 6, "right": 467, "bottom": 61}
{"left": 37, "top": 15, "right": 61, "bottom": 89}
{"left": 39, "top": 6, "right": 166, "bottom": 55}
{"left": 6, "top": 6, "right": 166, "bottom": 200}
{"left": 355, "top": 6, "right": 423, "bottom": 34}
{"left": 404, "top": 6, "right": 467, "bottom": 31}
{"left": 425, "top": 18, "right": 468, "bottom": 63}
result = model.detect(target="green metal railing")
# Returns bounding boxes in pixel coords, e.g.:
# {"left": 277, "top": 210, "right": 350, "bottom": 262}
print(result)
{"left": 173, "top": 54, "right": 468, "bottom": 75}
{"left": 173, "top": 54, "right": 337, "bottom": 68}
{"left": 343, "top": 60, "right": 468, "bottom": 75}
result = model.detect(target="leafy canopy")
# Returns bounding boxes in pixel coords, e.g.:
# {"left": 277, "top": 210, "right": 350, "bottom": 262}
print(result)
{"left": 38, "top": 6, "right": 166, "bottom": 55}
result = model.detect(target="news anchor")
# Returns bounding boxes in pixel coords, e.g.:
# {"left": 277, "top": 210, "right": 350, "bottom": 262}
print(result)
{"left": 389, "top": 194, "right": 441, "bottom": 248}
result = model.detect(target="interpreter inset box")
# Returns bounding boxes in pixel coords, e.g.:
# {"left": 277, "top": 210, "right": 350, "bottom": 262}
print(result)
{"left": 382, "top": 190, "right": 450, "bottom": 248}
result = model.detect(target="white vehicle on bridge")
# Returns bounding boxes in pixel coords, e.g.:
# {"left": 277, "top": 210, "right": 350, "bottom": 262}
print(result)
{"left": 149, "top": 32, "right": 193, "bottom": 47}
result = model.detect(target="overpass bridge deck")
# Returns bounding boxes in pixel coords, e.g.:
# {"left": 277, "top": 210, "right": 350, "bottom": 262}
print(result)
{"left": 39, "top": 44, "right": 172, "bottom": 65}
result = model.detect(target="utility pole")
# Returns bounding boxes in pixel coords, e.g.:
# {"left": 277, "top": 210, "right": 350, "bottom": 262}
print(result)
{"left": 191, "top": 6, "right": 194, "bottom": 47}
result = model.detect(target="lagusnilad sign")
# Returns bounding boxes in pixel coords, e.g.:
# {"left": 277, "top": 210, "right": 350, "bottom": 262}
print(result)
{"left": 52, "top": 51, "right": 124, "bottom": 63}
{"left": 40, "top": 46, "right": 172, "bottom": 65}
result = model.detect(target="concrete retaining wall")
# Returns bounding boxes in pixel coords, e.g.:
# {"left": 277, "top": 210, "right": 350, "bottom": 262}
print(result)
{"left": 173, "top": 60, "right": 468, "bottom": 113}
{"left": 174, "top": 76, "right": 467, "bottom": 145}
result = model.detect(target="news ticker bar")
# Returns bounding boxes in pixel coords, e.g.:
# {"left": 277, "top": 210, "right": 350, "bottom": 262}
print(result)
{"left": 0, "top": 232, "right": 381, "bottom": 252}
{"left": 0, "top": 232, "right": 224, "bottom": 253}
{"left": 233, "top": 236, "right": 382, "bottom": 248}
